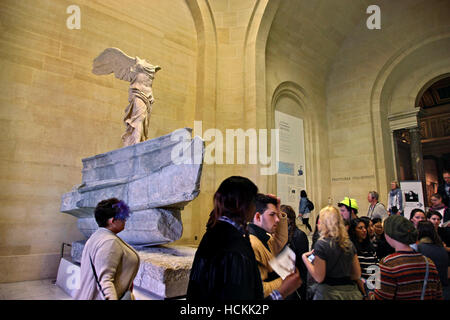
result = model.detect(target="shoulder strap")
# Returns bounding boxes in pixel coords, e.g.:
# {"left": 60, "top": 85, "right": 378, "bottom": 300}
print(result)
{"left": 89, "top": 255, "right": 106, "bottom": 299}
{"left": 420, "top": 256, "right": 429, "bottom": 300}
{"left": 90, "top": 242, "right": 135, "bottom": 300}
{"left": 368, "top": 204, "right": 375, "bottom": 218}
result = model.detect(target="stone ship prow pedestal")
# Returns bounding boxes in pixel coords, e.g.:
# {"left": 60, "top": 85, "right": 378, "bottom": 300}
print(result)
{"left": 56, "top": 128, "right": 204, "bottom": 299}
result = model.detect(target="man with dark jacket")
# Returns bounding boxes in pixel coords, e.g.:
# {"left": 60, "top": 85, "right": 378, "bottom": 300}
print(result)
{"left": 437, "top": 170, "right": 450, "bottom": 207}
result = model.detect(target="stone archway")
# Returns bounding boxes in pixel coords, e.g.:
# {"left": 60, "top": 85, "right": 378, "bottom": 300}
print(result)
{"left": 374, "top": 36, "right": 450, "bottom": 206}
{"left": 417, "top": 76, "right": 450, "bottom": 204}
{"left": 371, "top": 32, "right": 450, "bottom": 205}
{"left": 269, "top": 81, "right": 319, "bottom": 210}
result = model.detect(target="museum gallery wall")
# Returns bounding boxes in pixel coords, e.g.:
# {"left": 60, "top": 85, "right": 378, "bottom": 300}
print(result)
{"left": 1, "top": 0, "right": 450, "bottom": 282}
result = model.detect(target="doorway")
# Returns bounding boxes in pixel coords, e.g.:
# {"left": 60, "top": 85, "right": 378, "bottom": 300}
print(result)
{"left": 394, "top": 77, "right": 450, "bottom": 206}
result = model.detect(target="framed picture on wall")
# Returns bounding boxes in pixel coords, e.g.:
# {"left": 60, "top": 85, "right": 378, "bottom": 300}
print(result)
{"left": 400, "top": 181, "right": 425, "bottom": 220}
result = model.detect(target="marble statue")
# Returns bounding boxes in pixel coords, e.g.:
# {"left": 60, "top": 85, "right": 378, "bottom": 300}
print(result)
{"left": 92, "top": 48, "right": 161, "bottom": 146}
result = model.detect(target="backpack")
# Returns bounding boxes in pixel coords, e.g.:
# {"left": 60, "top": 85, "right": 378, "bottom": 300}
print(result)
{"left": 306, "top": 199, "right": 314, "bottom": 211}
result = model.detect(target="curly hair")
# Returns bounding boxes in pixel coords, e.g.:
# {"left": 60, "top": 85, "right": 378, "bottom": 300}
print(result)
{"left": 318, "top": 205, "right": 353, "bottom": 252}
{"left": 94, "top": 198, "right": 121, "bottom": 228}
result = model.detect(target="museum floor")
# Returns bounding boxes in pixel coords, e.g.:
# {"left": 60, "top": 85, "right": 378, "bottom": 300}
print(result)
{"left": 0, "top": 279, "right": 72, "bottom": 300}
{"left": 0, "top": 279, "right": 165, "bottom": 300}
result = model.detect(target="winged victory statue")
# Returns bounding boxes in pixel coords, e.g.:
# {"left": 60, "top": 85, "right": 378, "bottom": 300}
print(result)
{"left": 92, "top": 48, "right": 161, "bottom": 146}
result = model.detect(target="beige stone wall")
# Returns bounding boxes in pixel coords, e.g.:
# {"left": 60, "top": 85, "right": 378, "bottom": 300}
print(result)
{"left": 2, "top": 0, "right": 450, "bottom": 283}
{"left": 264, "top": 0, "right": 372, "bottom": 223}
{"left": 326, "top": 0, "right": 450, "bottom": 216}
{"left": 205, "top": 0, "right": 259, "bottom": 187}
{"left": 0, "top": 0, "right": 198, "bottom": 282}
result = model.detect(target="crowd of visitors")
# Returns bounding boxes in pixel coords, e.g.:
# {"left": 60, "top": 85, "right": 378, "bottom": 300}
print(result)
{"left": 75, "top": 171, "right": 450, "bottom": 300}
{"left": 187, "top": 176, "right": 301, "bottom": 300}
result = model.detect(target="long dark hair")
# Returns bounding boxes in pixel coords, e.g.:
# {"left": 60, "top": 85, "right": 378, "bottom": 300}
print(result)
{"left": 417, "top": 221, "right": 443, "bottom": 246}
{"left": 281, "top": 204, "right": 297, "bottom": 242}
{"left": 206, "top": 176, "right": 258, "bottom": 230}
{"left": 349, "top": 218, "right": 374, "bottom": 253}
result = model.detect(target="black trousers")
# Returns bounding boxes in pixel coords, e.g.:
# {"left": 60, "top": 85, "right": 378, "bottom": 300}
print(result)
{"left": 302, "top": 218, "right": 312, "bottom": 232}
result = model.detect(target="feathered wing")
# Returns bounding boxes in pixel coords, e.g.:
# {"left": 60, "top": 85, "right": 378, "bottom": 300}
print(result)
{"left": 92, "top": 48, "right": 136, "bottom": 82}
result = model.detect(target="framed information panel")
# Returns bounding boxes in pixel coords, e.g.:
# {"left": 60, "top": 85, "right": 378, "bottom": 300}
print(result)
{"left": 275, "top": 111, "right": 306, "bottom": 213}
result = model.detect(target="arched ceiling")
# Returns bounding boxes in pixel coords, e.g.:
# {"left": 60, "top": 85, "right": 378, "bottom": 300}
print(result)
{"left": 382, "top": 37, "right": 450, "bottom": 115}
{"left": 266, "top": 0, "right": 371, "bottom": 82}
{"left": 419, "top": 77, "right": 450, "bottom": 110}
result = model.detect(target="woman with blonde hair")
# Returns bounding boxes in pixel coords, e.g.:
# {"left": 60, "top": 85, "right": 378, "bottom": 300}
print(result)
{"left": 302, "top": 206, "right": 362, "bottom": 300}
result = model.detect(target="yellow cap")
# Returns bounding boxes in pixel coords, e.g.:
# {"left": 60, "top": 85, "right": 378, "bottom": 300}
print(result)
{"left": 338, "top": 197, "right": 359, "bottom": 210}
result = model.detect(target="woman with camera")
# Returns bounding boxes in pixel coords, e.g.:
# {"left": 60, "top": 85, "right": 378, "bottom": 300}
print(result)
{"left": 302, "top": 206, "right": 362, "bottom": 300}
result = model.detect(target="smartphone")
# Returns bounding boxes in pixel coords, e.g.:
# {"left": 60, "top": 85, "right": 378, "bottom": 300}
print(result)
{"left": 307, "top": 253, "right": 315, "bottom": 263}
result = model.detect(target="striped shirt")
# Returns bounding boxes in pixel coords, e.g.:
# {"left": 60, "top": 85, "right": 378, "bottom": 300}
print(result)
{"left": 374, "top": 251, "right": 442, "bottom": 300}
{"left": 357, "top": 249, "right": 378, "bottom": 280}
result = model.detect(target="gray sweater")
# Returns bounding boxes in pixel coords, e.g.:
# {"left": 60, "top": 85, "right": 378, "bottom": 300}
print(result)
{"left": 367, "top": 202, "right": 388, "bottom": 220}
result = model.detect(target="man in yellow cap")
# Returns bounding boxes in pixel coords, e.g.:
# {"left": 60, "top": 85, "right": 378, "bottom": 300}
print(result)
{"left": 338, "top": 197, "right": 359, "bottom": 225}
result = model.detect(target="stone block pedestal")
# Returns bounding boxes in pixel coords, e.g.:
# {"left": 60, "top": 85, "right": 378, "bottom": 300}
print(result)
{"left": 70, "top": 241, "right": 195, "bottom": 299}
{"left": 58, "top": 129, "right": 202, "bottom": 298}
{"left": 76, "top": 208, "right": 182, "bottom": 245}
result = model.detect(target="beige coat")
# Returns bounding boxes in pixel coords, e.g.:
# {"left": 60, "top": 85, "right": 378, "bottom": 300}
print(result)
{"left": 75, "top": 228, "right": 140, "bottom": 300}
{"left": 249, "top": 212, "right": 288, "bottom": 297}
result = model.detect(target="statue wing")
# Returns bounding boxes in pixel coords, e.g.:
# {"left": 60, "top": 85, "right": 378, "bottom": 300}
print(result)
{"left": 92, "top": 48, "right": 136, "bottom": 82}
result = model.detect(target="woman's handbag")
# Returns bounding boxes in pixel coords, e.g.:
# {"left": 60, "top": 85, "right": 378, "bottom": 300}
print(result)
{"left": 90, "top": 256, "right": 132, "bottom": 300}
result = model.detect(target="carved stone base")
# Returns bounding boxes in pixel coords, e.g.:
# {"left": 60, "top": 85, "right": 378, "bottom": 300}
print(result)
{"left": 60, "top": 128, "right": 204, "bottom": 218}
{"left": 71, "top": 241, "right": 196, "bottom": 299}
{"left": 133, "top": 245, "right": 196, "bottom": 298}
{"left": 77, "top": 208, "right": 182, "bottom": 245}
